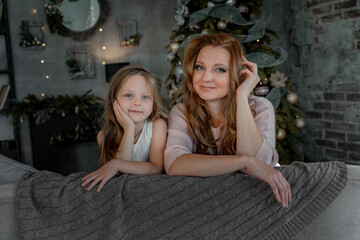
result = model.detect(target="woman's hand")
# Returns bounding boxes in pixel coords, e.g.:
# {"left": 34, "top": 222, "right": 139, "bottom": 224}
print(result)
{"left": 242, "top": 156, "right": 291, "bottom": 208}
{"left": 81, "top": 159, "right": 120, "bottom": 192}
{"left": 236, "top": 57, "right": 260, "bottom": 99}
{"left": 113, "top": 100, "right": 135, "bottom": 131}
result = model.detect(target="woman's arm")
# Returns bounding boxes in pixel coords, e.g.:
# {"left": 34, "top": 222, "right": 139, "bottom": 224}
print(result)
{"left": 235, "top": 58, "right": 278, "bottom": 166}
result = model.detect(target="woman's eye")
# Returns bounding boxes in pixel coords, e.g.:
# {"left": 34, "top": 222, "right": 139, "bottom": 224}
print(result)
{"left": 216, "top": 68, "right": 227, "bottom": 73}
{"left": 194, "top": 65, "right": 204, "bottom": 71}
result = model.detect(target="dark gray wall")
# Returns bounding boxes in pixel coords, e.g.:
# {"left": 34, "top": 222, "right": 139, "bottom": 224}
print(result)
{"left": 0, "top": 0, "right": 177, "bottom": 165}
{"left": 2, "top": 0, "right": 360, "bottom": 166}
{"left": 268, "top": 0, "right": 360, "bottom": 164}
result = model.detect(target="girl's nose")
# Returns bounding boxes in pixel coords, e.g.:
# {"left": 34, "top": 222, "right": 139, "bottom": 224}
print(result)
{"left": 133, "top": 96, "right": 141, "bottom": 106}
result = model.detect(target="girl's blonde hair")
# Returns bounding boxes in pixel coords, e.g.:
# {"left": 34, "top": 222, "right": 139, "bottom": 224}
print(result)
{"left": 179, "top": 33, "right": 254, "bottom": 155}
{"left": 98, "top": 65, "right": 168, "bottom": 166}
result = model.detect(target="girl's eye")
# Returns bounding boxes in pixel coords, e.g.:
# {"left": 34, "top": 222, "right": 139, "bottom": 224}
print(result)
{"left": 216, "top": 68, "right": 227, "bottom": 73}
{"left": 142, "top": 95, "right": 152, "bottom": 100}
{"left": 124, "top": 93, "right": 133, "bottom": 98}
{"left": 194, "top": 65, "right": 204, "bottom": 71}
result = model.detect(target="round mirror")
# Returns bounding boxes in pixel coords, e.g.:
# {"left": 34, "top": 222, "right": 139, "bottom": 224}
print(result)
{"left": 44, "top": 0, "right": 109, "bottom": 41}
{"left": 58, "top": 0, "right": 100, "bottom": 32}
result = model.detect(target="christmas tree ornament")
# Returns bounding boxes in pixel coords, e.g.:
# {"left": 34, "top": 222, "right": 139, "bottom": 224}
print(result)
{"left": 226, "top": 0, "right": 236, "bottom": 5}
{"left": 269, "top": 71, "right": 287, "bottom": 88}
{"left": 174, "top": 66, "right": 184, "bottom": 79}
{"left": 294, "top": 117, "right": 306, "bottom": 129}
{"left": 276, "top": 128, "right": 286, "bottom": 141}
{"left": 286, "top": 92, "right": 298, "bottom": 104}
{"left": 166, "top": 52, "right": 176, "bottom": 62}
{"left": 201, "top": 28, "right": 210, "bottom": 35}
{"left": 174, "top": 0, "right": 189, "bottom": 26}
{"left": 254, "top": 85, "right": 269, "bottom": 96}
{"left": 170, "top": 42, "right": 180, "bottom": 51}
{"left": 217, "top": 20, "right": 227, "bottom": 30}
{"left": 207, "top": 2, "right": 215, "bottom": 7}
{"left": 75, "top": 106, "right": 79, "bottom": 114}
{"left": 238, "top": 4, "right": 249, "bottom": 14}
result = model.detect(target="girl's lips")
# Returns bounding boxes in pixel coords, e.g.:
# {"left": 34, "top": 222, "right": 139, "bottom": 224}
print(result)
{"left": 129, "top": 110, "right": 142, "bottom": 114}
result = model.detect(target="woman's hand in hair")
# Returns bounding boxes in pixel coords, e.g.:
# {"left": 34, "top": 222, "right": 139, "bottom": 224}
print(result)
{"left": 113, "top": 100, "right": 135, "bottom": 131}
{"left": 81, "top": 159, "right": 120, "bottom": 192}
{"left": 236, "top": 57, "right": 260, "bottom": 99}
{"left": 241, "top": 156, "right": 292, "bottom": 208}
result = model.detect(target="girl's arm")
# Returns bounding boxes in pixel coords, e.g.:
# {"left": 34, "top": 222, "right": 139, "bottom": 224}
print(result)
{"left": 113, "top": 100, "right": 135, "bottom": 161}
{"left": 82, "top": 119, "right": 167, "bottom": 192}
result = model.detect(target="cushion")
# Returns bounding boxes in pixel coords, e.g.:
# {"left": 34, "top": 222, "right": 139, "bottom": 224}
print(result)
{"left": 0, "top": 154, "right": 37, "bottom": 185}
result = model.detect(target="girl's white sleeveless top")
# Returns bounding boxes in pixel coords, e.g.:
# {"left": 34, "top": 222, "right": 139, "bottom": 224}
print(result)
{"left": 132, "top": 120, "right": 153, "bottom": 162}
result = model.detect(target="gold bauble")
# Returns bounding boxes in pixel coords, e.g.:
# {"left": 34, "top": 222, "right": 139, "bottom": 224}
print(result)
{"left": 294, "top": 117, "right": 306, "bottom": 129}
{"left": 170, "top": 42, "right": 180, "bottom": 51}
{"left": 286, "top": 92, "right": 298, "bottom": 104}
{"left": 276, "top": 128, "right": 286, "bottom": 141}
{"left": 217, "top": 20, "right": 227, "bottom": 30}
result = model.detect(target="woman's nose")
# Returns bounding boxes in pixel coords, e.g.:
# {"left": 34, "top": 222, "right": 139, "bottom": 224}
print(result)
{"left": 202, "top": 70, "right": 213, "bottom": 82}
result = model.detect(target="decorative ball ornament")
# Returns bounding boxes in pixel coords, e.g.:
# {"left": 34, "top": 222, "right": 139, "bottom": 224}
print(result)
{"left": 226, "top": 0, "right": 236, "bottom": 5}
{"left": 166, "top": 53, "right": 176, "bottom": 62}
{"left": 201, "top": 28, "right": 210, "bottom": 35}
{"left": 238, "top": 4, "right": 249, "bottom": 14}
{"left": 276, "top": 128, "right": 286, "bottom": 141}
{"left": 254, "top": 85, "right": 269, "bottom": 96}
{"left": 286, "top": 92, "right": 298, "bottom": 104}
{"left": 294, "top": 117, "right": 306, "bottom": 129}
{"left": 207, "top": 2, "right": 215, "bottom": 7}
{"left": 217, "top": 20, "right": 227, "bottom": 30}
{"left": 170, "top": 42, "right": 180, "bottom": 51}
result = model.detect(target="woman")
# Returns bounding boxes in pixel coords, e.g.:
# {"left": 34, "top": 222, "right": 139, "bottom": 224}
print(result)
{"left": 165, "top": 33, "right": 291, "bottom": 208}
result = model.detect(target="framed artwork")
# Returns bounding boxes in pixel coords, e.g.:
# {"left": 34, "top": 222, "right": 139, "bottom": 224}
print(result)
{"left": 19, "top": 21, "right": 45, "bottom": 50}
{"left": 66, "top": 46, "right": 96, "bottom": 80}
{"left": 117, "top": 21, "right": 140, "bottom": 47}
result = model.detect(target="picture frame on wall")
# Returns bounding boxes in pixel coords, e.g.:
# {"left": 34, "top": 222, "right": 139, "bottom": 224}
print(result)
{"left": 19, "top": 21, "right": 45, "bottom": 50}
{"left": 117, "top": 21, "right": 137, "bottom": 47}
{"left": 65, "top": 46, "right": 96, "bottom": 80}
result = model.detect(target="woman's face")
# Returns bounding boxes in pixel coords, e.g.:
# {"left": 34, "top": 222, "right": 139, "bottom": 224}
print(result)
{"left": 192, "top": 45, "right": 231, "bottom": 103}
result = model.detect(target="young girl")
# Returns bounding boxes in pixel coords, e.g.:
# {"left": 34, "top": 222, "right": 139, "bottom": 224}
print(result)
{"left": 82, "top": 65, "right": 168, "bottom": 192}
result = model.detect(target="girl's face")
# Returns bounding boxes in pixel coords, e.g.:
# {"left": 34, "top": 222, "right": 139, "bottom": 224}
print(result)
{"left": 116, "top": 75, "right": 154, "bottom": 124}
{"left": 192, "top": 45, "right": 231, "bottom": 103}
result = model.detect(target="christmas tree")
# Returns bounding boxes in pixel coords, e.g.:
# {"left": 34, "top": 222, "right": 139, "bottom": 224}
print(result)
{"left": 165, "top": 0, "right": 307, "bottom": 164}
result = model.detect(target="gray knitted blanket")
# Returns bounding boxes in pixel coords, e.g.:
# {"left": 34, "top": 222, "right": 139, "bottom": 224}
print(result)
{"left": 17, "top": 161, "right": 348, "bottom": 240}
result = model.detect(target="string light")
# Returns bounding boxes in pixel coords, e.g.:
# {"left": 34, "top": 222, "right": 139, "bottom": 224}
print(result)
{"left": 45, "top": 75, "right": 49, "bottom": 79}
{"left": 102, "top": 46, "right": 106, "bottom": 50}
{"left": 42, "top": 43, "right": 46, "bottom": 47}
{"left": 41, "top": 60, "right": 44, "bottom": 63}
{"left": 32, "top": 9, "right": 37, "bottom": 14}
{"left": 102, "top": 61, "right": 106, "bottom": 65}
{"left": 99, "top": 28, "right": 103, "bottom": 32}
{"left": 256, "top": 39, "right": 260, "bottom": 42}
{"left": 41, "top": 93, "right": 45, "bottom": 97}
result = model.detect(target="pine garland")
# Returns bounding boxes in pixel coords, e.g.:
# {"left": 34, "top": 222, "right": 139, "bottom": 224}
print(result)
{"left": 2, "top": 90, "right": 103, "bottom": 145}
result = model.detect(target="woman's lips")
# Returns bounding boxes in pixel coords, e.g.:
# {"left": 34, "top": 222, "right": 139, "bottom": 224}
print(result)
{"left": 200, "top": 86, "right": 216, "bottom": 91}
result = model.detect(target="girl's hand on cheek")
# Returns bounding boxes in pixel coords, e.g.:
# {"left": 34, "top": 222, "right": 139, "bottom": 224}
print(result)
{"left": 236, "top": 57, "right": 260, "bottom": 99}
{"left": 113, "top": 100, "right": 135, "bottom": 131}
